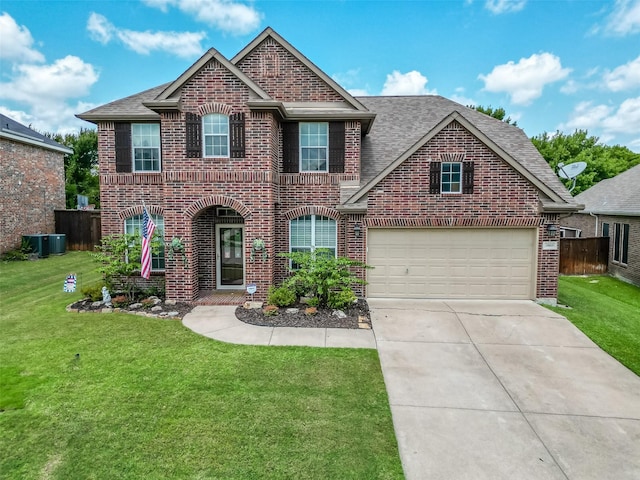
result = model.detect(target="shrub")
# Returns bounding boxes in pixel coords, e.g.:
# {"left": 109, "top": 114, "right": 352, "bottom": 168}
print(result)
{"left": 1, "top": 249, "right": 27, "bottom": 262}
{"left": 263, "top": 305, "right": 279, "bottom": 316}
{"left": 141, "top": 298, "right": 155, "bottom": 310}
{"left": 111, "top": 295, "right": 128, "bottom": 308}
{"left": 280, "top": 249, "right": 371, "bottom": 308}
{"left": 266, "top": 285, "right": 296, "bottom": 307}
{"left": 81, "top": 282, "right": 104, "bottom": 302}
{"left": 304, "top": 307, "right": 317, "bottom": 316}
{"left": 327, "top": 288, "right": 357, "bottom": 310}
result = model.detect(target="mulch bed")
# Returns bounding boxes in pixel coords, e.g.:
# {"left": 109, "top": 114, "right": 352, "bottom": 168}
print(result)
{"left": 236, "top": 299, "right": 371, "bottom": 329}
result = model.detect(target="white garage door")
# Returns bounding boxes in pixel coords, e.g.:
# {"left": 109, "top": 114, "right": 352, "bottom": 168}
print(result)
{"left": 367, "top": 228, "right": 537, "bottom": 299}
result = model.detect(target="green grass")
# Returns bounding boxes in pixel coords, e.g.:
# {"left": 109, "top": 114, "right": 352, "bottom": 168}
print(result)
{"left": 0, "top": 253, "right": 403, "bottom": 479}
{"left": 548, "top": 275, "right": 640, "bottom": 375}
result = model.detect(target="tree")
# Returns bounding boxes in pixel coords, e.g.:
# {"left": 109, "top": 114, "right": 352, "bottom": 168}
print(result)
{"left": 531, "top": 130, "right": 640, "bottom": 195}
{"left": 52, "top": 130, "right": 99, "bottom": 208}
{"left": 469, "top": 105, "right": 518, "bottom": 126}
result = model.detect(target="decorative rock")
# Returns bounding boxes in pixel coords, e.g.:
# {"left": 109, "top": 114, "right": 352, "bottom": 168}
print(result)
{"left": 151, "top": 306, "right": 163, "bottom": 312}
{"left": 91, "top": 301, "right": 103, "bottom": 308}
{"left": 129, "top": 302, "right": 143, "bottom": 310}
{"left": 152, "top": 298, "right": 162, "bottom": 305}
{"left": 164, "top": 299, "right": 177, "bottom": 306}
{"left": 285, "top": 308, "right": 299, "bottom": 314}
{"left": 358, "top": 322, "right": 371, "bottom": 329}
{"left": 332, "top": 310, "right": 347, "bottom": 318}
{"left": 101, "top": 308, "right": 113, "bottom": 314}
{"left": 167, "top": 311, "right": 179, "bottom": 317}
{"left": 158, "top": 311, "right": 169, "bottom": 317}
{"left": 244, "top": 301, "right": 263, "bottom": 309}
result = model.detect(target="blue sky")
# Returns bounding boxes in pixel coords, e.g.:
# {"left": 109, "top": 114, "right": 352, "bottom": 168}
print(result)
{"left": 1, "top": 0, "right": 639, "bottom": 151}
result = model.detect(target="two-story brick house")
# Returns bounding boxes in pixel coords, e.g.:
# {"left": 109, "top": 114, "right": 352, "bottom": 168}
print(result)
{"left": 78, "top": 27, "right": 578, "bottom": 304}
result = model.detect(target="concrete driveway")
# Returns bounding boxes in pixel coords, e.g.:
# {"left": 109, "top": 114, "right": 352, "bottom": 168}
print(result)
{"left": 370, "top": 299, "right": 640, "bottom": 480}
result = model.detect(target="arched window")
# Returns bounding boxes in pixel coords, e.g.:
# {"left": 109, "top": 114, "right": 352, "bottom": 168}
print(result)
{"left": 289, "top": 215, "right": 336, "bottom": 257}
{"left": 203, "top": 113, "right": 229, "bottom": 157}
{"left": 124, "top": 214, "right": 165, "bottom": 270}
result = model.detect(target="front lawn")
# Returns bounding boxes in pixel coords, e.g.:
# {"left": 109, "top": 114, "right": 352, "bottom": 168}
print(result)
{"left": 0, "top": 252, "right": 403, "bottom": 479}
{"left": 548, "top": 275, "right": 640, "bottom": 375}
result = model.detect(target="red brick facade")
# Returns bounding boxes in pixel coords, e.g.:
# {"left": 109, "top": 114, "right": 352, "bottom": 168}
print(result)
{"left": 91, "top": 30, "right": 566, "bottom": 303}
{"left": 0, "top": 138, "right": 65, "bottom": 253}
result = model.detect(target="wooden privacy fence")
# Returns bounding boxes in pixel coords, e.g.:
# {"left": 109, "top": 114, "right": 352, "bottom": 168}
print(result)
{"left": 55, "top": 210, "right": 101, "bottom": 251}
{"left": 560, "top": 237, "right": 609, "bottom": 275}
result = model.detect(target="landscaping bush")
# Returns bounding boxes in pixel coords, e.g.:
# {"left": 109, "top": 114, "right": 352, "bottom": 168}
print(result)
{"left": 263, "top": 305, "right": 279, "bottom": 316}
{"left": 81, "top": 282, "right": 104, "bottom": 302}
{"left": 327, "top": 288, "right": 357, "bottom": 310}
{"left": 266, "top": 285, "right": 296, "bottom": 307}
{"left": 1, "top": 249, "right": 27, "bottom": 262}
{"left": 280, "top": 249, "right": 370, "bottom": 308}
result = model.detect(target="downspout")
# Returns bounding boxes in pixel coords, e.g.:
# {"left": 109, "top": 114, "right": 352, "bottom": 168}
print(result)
{"left": 589, "top": 212, "right": 599, "bottom": 237}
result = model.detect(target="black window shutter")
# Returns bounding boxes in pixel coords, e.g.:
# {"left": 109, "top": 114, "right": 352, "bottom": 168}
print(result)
{"left": 230, "top": 113, "right": 245, "bottom": 158}
{"left": 185, "top": 112, "right": 201, "bottom": 158}
{"left": 328, "top": 122, "right": 345, "bottom": 173}
{"left": 114, "top": 122, "right": 131, "bottom": 173}
{"left": 282, "top": 122, "right": 299, "bottom": 173}
{"left": 462, "top": 161, "right": 475, "bottom": 194}
{"left": 429, "top": 161, "right": 441, "bottom": 194}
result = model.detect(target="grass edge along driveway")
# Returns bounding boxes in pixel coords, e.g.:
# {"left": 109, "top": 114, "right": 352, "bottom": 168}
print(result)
{"left": 0, "top": 252, "right": 403, "bottom": 479}
{"left": 547, "top": 275, "right": 640, "bottom": 376}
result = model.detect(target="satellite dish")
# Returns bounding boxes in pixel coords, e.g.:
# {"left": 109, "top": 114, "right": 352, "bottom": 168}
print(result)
{"left": 557, "top": 162, "right": 587, "bottom": 179}
{"left": 557, "top": 162, "right": 587, "bottom": 193}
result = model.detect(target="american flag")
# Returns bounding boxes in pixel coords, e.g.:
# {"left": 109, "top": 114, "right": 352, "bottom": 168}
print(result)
{"left": 141, "top": 207, "right": 156, "bottom": 279}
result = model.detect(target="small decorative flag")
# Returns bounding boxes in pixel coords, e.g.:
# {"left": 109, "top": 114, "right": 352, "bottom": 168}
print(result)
{"left": 141, "top": 207, "right": 156, "bottom": 279}
{"left": 64, "top": 274, "right": 77, "bottom": 292}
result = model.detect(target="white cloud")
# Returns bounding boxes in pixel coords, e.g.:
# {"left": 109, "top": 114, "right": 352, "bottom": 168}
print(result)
{"left": 560, "top": 79, "right": 578, "bottom": 94}
{"left": 479, "top": 52, "right": 571, "bottom": 105}
{"left": 87, "top": 12, "right": 114, "bottom": 44}
{"left": 603, "top": 0, "right": 640, "bottom": 36}
{"left": 381, "top": 70, "right": 437, "bottom": 95}
{"left": 0, "top": 12, "right": 45, "bottom": 63}
{"left": 348, "top": 89, "right": 371, "bottom": 97}
{"left": 603, "top": 55, "right": 640, "bottom": 91}
{"left": 559, "top": 97, "right": 640, "bottom": 147}
{"left": 0, "top": 56, "right": 99, "bottom": 134}
{"left": 142, "top": 0, "right": 262, "bottom": 35}
{"left": 87, "top": 13, "right": 206, "bottom": 58}
{"left": 484, "top": 0, "right": 527, "bottom": 14}
{"left": 602, "top": 97, "right": 640, "bottom": 134}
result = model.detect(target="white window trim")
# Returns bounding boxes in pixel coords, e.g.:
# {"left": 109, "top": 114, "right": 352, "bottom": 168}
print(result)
{"left": 202, "top": 113, "right": 230, "bottom": 158}
{"left": 441, "top": 162, "right": 462, "bottom": 194}
{"left": 299, "top": 122, "right": 329, "bottom": 173}
{"left": 131, "top": 123, "right": 161, "bottom": 173}
{"left": 123, "top": 214, "right": 165, "bottom": 272}
{"left": 289, "top": 215, "right": 337, "bottom": 258}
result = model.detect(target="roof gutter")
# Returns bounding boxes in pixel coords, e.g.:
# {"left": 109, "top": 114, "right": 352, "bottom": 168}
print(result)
{"left": 0, "top": 129, "right": 72, "bottom": 154}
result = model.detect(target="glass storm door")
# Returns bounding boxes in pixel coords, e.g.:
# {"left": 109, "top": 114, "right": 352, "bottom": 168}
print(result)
{"left": 216, "top": 225, "right": 244, "bottom": 289}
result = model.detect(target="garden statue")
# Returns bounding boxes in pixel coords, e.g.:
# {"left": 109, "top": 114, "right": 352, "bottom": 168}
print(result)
{"left": 102, "top": 286, "right": 111, "bottom": 304}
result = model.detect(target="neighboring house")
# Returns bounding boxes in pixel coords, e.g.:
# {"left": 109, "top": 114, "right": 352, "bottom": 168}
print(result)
{"left": 561, "top": 164, "right": 640, "bottom": 286}
{"left": 0, "top": 114, "right": 71, "bottom": 254}
{"left": 78, "top": 27, "right": 578, "bottom": 304}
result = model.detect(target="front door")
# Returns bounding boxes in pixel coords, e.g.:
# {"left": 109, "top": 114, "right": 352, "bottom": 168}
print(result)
{"left": 216, "top": 224, "right": 244, "bottom": 289}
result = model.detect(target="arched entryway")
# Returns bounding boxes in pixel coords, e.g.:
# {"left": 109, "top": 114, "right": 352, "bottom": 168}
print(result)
{"left": 192, "top": 205, "right": 246, "bottom": 301}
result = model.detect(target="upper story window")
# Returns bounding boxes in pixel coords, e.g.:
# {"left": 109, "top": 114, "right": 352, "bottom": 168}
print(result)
{"left": 429, "top": 161, "right": 474, "bottom": 194}
{"left": 114, "top": 123, "right": 161, "bottom": 173}
{"left": 441, "top": 162, "right": 462, "bottom": 194}
{"left": 203, "top": 113, "right": 229, "bottom": 157}
{"left": 132, "top": 124, "right": 161, "bottom": 172}
{"left": 283, "top": 122, "right": 345, "bottom": 174}
{"left": 300, "top": 122, "right": 328, "bottom": 172}
{"left": 124, "top": 214, "right": 165, "bottom": 271}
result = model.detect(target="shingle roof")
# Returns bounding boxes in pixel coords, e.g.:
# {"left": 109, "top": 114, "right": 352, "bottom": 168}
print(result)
{"left": 573, "top": 163, "right": 640, "bottom": 216}
{"left": 356, "top": 95, "right": 574, "bottom": 205}
{"left": 78, "top": 83, "right": 170, "bottom": 121}
{"left": 0, "top": 113, "right": 72, "bottom": 153}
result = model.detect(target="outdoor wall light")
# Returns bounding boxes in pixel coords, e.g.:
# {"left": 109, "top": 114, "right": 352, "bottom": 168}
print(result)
{"left": 354, "top": 223, "right": 362, "bottom": 237}
{"left": 546, "top": 224, "right": 558, "bottom": 236}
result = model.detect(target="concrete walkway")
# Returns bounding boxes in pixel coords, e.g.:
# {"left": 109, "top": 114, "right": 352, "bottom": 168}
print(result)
{"left": 182, "top": 305, "right": 376, "bottom": 348}
{"left": 182, "top": 301, "right": 640, "bottom": 479}
{"left": 370, "top": 298, "right": 640, "bottom": 480}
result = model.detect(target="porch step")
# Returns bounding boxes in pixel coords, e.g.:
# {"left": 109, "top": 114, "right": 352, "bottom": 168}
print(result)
{"left": 194, "top": 290, "right": 246, "bottom": 306}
